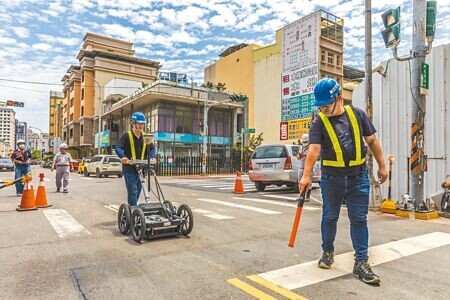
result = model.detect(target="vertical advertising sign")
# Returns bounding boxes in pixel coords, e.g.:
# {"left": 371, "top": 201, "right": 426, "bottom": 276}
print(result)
{"left": 280, "top": 122, "right": 288, "bottom": 141}
{"left": 281, "top": 11, "right": 319, "bottom": 140}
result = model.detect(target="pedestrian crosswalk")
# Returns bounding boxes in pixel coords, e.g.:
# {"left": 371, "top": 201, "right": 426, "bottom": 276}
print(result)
{"left": 104, "top": 193, "right": 321, "bottom": 223}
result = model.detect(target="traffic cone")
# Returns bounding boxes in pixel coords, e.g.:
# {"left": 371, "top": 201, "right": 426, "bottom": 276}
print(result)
{"left": 16, "top": 180, "right": 37, "bottom": 211}
{"left": 35, "top": 173, "right": 51, "bottom": 208}
{"left": 233, "top": 171, "right": 245, "bottom": 194}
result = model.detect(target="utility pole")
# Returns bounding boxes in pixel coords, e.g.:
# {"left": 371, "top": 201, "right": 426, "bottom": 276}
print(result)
{"left": 380, "top": 0, "right": 436, "bottom": 212}
{"left": 365, "top": 0, "right": 382, "bottom": 208}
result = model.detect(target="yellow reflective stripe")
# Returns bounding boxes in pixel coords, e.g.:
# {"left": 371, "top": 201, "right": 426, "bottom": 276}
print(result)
{"left": 142, "top": 143, "right": 146, "bottom": 160}
{"left": 128, "top": 131, "right": 146, "bottom": 160}
{"left": 318, "top": 112, "right": 345, "bottom": 167}
{"left": 128, "top": 131, "right": 136, "bottom": 160}
{"left": 345, "top": 105, "right": 366, "bottom": 166}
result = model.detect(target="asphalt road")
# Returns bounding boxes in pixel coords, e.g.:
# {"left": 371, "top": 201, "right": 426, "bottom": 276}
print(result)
{"left": 1, "top": 166, "right": 450, "bottom": 300}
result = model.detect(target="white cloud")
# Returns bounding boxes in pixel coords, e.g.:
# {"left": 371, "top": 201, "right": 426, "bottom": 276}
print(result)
{"left": 36, "top": 34, "right": 80, "bottom": 47}
{"left": 32, "top": 43, "right": 53, "bottom": 51}
{"left": 12, "top": 27, "right": 30, "bottom": 38}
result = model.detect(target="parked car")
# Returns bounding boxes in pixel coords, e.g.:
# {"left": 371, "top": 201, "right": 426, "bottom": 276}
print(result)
{"left": 78, "top": 158, "right": 91, "bottom": 174}
{"left": 248, "top": 144, "right": 321, "bottom": 192}
{"left": 84, "top": 155, "right": 122, "bottom": 178}
{"left": 70, "top": 159, "right": 81, "bottom": 172}
{"left": 0, "top": 158, "right": 14, "bottom": 171}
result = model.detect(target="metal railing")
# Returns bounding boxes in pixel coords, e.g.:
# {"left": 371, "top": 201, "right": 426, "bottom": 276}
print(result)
{"left": 153, "top": 154, "right": 249, "bottom": 176}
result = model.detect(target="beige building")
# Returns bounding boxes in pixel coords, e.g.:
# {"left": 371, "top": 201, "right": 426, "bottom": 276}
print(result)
{"left": 58, "top": 33, "right": 161, "bottom": 156}
{"left": 48, "top": 91, "right": 64, "bottom": 152}
{"left": 0, "top": 107, "right": 15, "bottom": 156}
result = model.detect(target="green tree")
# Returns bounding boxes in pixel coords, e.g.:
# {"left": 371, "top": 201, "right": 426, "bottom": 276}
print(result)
{"left": 201, "top": 81, "right": 215, "bottom": 89}
{"left": 215, "top": 82, "right": 227, "bottom": 91}
{"left": 31, "top": 149, "right": 42, "bottom": 159}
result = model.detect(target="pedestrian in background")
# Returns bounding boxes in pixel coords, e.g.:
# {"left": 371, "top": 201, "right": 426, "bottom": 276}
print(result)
{"left": 299, "top": 78, "right": 388, "bottom": 284}
{"left": 297, "top": 133, "right": 312, "bottom": 201}
{"left": 10, "top": 139, "right": 31, "bottom": 196}
{"left": 51, "top": 143, "right": 73, "bottom": 193}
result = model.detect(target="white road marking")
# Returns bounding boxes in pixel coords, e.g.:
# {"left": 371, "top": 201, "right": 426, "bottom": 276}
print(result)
{"left": 43, "top": 209, "right": 92, "bottom": 238}
{"left": 192, "top": 208, "right": 234, "bottom": 220}
{"left": 105, "top": 204, "right": 119, "bottom": 212}
{"left": 218, "top": 185, "right": 257, "bottom": 190}
{"left": 44, "top": 178, "right": 51, "bottom": 182}
{"left": 261, "top": 194, "right": 322, "bottom": 205}
{"left": 259, "top": 232, "right": 450, "bottom": 290}
{"left": 232, "top": 197, "right": 320, "bottom": 211}
{"left": 197, "top": 198, "right": 281, "bottom": 215}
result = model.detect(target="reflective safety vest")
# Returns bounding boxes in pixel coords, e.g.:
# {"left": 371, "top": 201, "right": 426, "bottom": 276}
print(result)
{"left": 128, "top": 131, "right": 147, "bottom": 160}
{"left": 318, "top": 105, "right": 366, "bottom": 167}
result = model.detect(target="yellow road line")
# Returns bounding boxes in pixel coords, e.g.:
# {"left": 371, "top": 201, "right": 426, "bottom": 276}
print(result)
{"left": 247, "top": 275, "right": 308, "bottom": 300}
{"left": 227, "top": 278, "right": 277, "bottom": 300}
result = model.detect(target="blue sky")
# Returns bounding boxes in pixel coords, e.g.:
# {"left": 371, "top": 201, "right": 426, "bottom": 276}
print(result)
{"left": 0, "top": 0, "right": 449, "bottom": 133}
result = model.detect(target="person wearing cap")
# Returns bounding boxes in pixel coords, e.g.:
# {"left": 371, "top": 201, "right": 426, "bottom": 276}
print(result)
{"left": 299, "top": 78, "right": 388, "bottom": 284}
{"left": 10, "top": 139, "right": 32, "bottom": 196}
{"left": 115, "top": 112, "right": 155, "bottom": 206}
{"left": 297, "top": 133, "right": 312, "bottom": 201}
{"left": 51, "top": 143, "right": 73, "bottom": 193}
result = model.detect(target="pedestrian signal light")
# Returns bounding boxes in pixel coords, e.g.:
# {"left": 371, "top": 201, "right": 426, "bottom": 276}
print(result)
{"left": 381, "top": 7, "right": 401, "bottom": 48}
{"left": 426, "top": 1, "right": 437, "bottom": 39}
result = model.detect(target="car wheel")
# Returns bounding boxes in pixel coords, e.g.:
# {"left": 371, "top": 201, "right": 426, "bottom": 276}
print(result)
{"left": 131, "top": 208, "right": 146, "bottom": 243}
{"left": 255, "top": 181, "right": 266, "bottom": 192}
{"left": 118, "top": 174, "right": 123, "bottom": 178}
{"left": 84, "top": 169, "right": 89, "bottom": 177}
{"left": 118, "top": 203, "right": 131, "bottom": 235}
{"left": 177, "top": 204, "right": 194, "bottom": 236}
{"left": 293, "top": 182, "right": 300, "bottom": 193}
{"left": 96, "top": 168, "right": 101, "bottom": 178}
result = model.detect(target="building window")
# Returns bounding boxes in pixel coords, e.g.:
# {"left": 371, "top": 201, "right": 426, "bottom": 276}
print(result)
{"left": 69, "top": 128, "right": 73, "bottom": 138}
{"left": 81, "top": 106, "right": 84, "bottom": 116}
{"left": 81, "top": 125, "right": 84, "bottom": 136}
{"left": 81, "top": 88, "right": 84, "bottom": 100}
{"left": 81, "top": 73, "right": 84, "bottom": 82}
{"left": 70, "top": 83, "right": 74, "bottom": 92}
{"left": 70, "top": 113, "right": 73, "bottom": 122}
{"left": 336, "top": 55, "right": 341, "bottom": 67}
{"left": 70, "top": 98, "right": 74, "bottom": 107}
{"left": 321, "top": 50, "right": 326, "bottom": 63}
{"left": 327, "top": 53, "right": 334, "bottom": 65}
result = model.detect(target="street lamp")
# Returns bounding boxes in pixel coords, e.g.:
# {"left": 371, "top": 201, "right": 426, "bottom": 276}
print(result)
{"left": 72, "top": 70, "right": 102, "bottom": 154}
{"left": 201, "top": 93, "right": 247, "bottom": 174}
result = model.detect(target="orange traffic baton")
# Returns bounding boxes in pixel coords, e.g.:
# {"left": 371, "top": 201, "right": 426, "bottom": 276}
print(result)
{"left": 288, "top": 191, "right": 306, "bottom": 248}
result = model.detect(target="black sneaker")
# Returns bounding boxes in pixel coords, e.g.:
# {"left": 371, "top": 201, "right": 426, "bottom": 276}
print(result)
{"left": 353, "top": 261, "right": 381, "bottom": 284}
{"left": 63, "top": 188, "right": 68, "bottom": 193}
{"left": 318, "top": 250, "right": 334, "bottom": 269}
{"left": 56, "top": 188, "right": 60, "bottom": 192}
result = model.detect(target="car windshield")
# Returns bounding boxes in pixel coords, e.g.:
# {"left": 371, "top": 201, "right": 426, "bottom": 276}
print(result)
{"left": 108, "top": 157, "right": 121, "bottom": 163}
{"left": 253, "top": 146, "right": 287, "bottom": 159}
{"left": 0, "top": 159, "right": 11, "bottom": 163}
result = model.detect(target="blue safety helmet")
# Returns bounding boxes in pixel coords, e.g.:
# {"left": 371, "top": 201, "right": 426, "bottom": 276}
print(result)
{"left": 131, "top": 112, "right": 146, "bottom": 124}
{"left": 313, "top": 78, "right": 341, "bottom": 106}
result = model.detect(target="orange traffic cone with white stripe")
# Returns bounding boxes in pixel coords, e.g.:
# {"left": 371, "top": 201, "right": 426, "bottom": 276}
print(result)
{"left": 36, "top": 173, "right": 51, "bottom": 208}
{"left": 233, "top": 171, "right": 245, "bottom": 194}
{"left": 17, "top": 179, "right": 37, "bottom": 211}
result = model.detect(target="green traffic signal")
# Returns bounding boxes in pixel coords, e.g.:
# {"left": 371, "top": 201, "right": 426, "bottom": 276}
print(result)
{"left": 381, "top": 7, "right": 401, "bottom": 48}
{"left": 426, "top": 1, "right": 437, "bottom": 38}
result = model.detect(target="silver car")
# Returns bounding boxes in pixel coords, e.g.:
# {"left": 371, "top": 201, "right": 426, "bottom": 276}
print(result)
{"left": 248, "top": 144, "right": 320, "bottom": 192}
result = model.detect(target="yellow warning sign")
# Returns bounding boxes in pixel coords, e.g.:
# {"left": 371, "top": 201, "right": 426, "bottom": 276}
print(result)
{"left": 288, "top": 117, "right": 312, "bottom": 140}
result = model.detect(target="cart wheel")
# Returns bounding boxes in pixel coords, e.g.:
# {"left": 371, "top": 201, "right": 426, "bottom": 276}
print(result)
{"left": 163, "top": 200, "right": 176, "bottom": 214}
{"left": 117, "top": 203, "right": 131, "bottom": 235}
{"left": 131, "top": 208, "right": 146, "bottom": 243}
{"left": 84, "top": 169, "right": 89, "bottom": 177}
{"left": 177, "top": 204, "right": 194, "bottom": 236}
{"left": 96, "top": 168, "right": 101, "bottom": 178}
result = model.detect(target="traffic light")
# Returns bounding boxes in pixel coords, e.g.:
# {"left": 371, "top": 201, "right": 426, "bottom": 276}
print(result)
{"left": 381, "top": 7, "right": 401, "bottom": 48}
{"left": 426, "top": 1, "right": 437, "bottom": 39}
{"left": 198, "top": 121, "right": 204, "bottom": 133}
{"left": 230, "top": 94, "right": 248, "bottom": 102}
